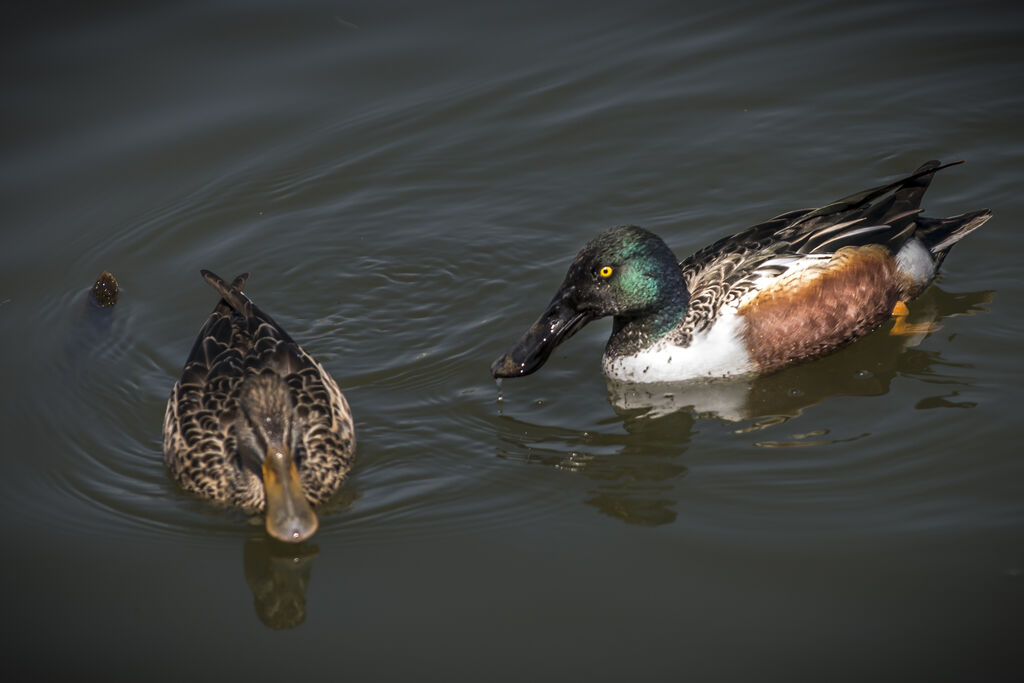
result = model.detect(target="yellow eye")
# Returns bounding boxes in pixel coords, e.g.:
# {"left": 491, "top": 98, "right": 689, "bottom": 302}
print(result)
{"left": 599, "top": 266, "right": 613, "bottom": 278}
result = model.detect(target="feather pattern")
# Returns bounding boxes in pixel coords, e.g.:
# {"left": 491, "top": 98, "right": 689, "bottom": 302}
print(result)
{"left": 163, "top": 271, "right": 355, "bottom": 514}
{"left": 670, "top": 160, "right": 986, "bottom": 346}
{"left": 491, "top": 160, "right": 990, "bottom": 383}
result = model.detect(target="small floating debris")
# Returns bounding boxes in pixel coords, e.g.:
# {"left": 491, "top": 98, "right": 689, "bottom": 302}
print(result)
{"left": 90, "top": 271, "right": 119, "bottom": 307}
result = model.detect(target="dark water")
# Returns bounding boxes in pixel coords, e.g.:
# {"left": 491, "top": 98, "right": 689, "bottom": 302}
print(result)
{"left": 3, "top": 0, "right": 1022, "bottom": 679}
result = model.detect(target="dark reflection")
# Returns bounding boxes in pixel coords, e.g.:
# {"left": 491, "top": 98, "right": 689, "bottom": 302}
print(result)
{"left": 607, "top": 286, "right": 993, "bottom": 423}
{"left": 66, "top": 276, "right": 121, "bottom": 367}
{"left": 497, "top": 286, "right": 991, "bottom": 526}
{"left": 583, "top": 492, "right": 680, "bottom": 526}
{"left": 240, "top": 486, "right": 358, "bottom": 629}
{"left": 496, "top": 410, "right": 695, "bottom": 526}
{"left": 243, "top": 532, "right": 319, "bottom": 630}
{"left": 914, "top": 391, "right": 977, "bottom": 410}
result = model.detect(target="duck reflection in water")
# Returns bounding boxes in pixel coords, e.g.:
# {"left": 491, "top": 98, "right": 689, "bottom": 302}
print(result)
{"left": 497, "top": 284, "right": 992, "bottom": 526}
{"left": 243, "top": 533, "right": 320, "bottom": 630}
{"left": 66, "top": 271, "right": 121, "bottom": 367}
{"left": 495, "top": 409, "right": 694, "bottom": 527}
{"left": 237, "top": 484, "right": 358, "bottom": 629}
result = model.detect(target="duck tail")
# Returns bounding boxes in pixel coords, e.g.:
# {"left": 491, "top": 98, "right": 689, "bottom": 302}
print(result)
{"left": 831, "top": 161, "right": 990, "bottom": 266}
{"left": 796, "top": 159, "right": 962, "bottom": 230}
{"left": 868, "top": 160, "right": 945, "bottom": 221}
{"left": 201, "top": 269, "right": 253, "bottom": 317}
{"left": 915, "top": 209, "right": 993, "bottom": 267}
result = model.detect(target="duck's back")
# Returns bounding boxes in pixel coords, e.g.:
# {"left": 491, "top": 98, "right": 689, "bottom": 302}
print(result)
{"left": 613, "top": 161, "right": 990, "bottom": 380}
{"left": 163, "top": 272, "right": 355, "bottom": 510}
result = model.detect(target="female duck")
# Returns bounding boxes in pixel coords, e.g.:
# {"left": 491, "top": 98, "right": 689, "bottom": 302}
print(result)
{"left": 164, "top": 270, "right": 355, "bottom": 542}
{"left": 491, "top": 160, "right": 991, "bottom": 383}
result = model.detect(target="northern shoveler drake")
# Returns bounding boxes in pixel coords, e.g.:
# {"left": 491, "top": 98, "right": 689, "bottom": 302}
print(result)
{"left": 163, "top": 270, "right": 355, "bottom": 542}
{"left": 491, "top": 160, "right": 991, "bottom": 383}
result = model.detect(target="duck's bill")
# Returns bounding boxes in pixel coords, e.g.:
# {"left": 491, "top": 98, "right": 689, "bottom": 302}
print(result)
{"left": 491, "top": 294, "right": 594, "bottom": 378}
{"left": 262, "top": 449, "right": 318, "bottom": 543}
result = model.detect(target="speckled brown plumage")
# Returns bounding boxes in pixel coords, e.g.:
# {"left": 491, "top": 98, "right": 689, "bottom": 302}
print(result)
{"left": 163, "top": 271, "right": 355, "bottom": 515}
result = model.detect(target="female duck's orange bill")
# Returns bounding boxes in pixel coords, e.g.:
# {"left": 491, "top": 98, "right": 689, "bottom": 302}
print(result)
{"left": 262, "top": 449, "right": 318, "bottom": 543}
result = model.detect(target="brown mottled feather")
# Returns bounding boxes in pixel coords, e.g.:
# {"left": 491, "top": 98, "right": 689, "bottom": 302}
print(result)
{"left": 163, "top": 271, "right": 355, "bottom": 512}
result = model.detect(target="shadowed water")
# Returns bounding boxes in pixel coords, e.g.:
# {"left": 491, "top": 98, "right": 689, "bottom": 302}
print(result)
{"left": 2, "top": 0, "right": 1023, "bottom": 680}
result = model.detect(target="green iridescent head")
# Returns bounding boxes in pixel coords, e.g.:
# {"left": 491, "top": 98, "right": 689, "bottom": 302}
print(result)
{"left": 491, "top": 225, "right": 689, "bottom": 378}
{"left": 567, "top": 225, "right": 683, "bottom": 315}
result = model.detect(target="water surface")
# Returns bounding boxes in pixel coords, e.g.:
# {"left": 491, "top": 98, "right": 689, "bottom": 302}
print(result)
{"left": 2, "top": 1, "right": 1022, "bottom": 680}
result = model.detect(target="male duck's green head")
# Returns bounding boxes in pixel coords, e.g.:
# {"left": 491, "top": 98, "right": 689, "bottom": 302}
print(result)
{"left": 491, "top": 225, "right": 689, "bottom": 378}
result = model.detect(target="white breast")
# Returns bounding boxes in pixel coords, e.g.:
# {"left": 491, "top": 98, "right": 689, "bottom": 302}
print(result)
{"left": 601, "top": 310, "right": 754, "bottom": 382}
